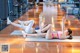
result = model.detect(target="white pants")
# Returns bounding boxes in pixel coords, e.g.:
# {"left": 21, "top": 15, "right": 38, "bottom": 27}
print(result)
{"left": 11, "top": 20, "right": 34, "bottom": 34}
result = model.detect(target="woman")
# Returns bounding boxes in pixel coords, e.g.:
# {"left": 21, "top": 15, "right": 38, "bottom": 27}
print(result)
{"left": 7, "top": 18, "right": 58, "bottom": 39}
{"left": 22, "top": 24, "right": 53, "bottom": 39}
{"left": 7, "top": 18, "right": 72, "bottom": 39}
{"left": 22, "top": 25, "right": 72, "bottom": 39}
{"left": 7, "top": 18, "right": 53, "bottom": 33}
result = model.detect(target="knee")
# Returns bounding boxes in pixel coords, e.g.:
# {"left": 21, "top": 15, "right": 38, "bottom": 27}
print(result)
{"left": 48, "top": 24, "right": 52, "bottom": 27}
{"left": 30, "top": 20, "right": 34, "bottom": 24}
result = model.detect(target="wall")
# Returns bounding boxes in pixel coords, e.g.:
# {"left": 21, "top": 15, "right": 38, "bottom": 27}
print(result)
{"left": 0, "top": 0, "right": 8, "bottom": 20}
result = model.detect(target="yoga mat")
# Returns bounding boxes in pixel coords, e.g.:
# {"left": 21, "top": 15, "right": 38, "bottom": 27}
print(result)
{"left": 10, "top": 30, "right": 22, "bottom": 35}
{"left": 25, "top": 36, "right": 80, "bottom": 42}
{"left": 10, "top": 30, "right": 80, "bottom": 42}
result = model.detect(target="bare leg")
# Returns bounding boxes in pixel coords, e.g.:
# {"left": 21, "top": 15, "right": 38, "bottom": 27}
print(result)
{"left": 22, "top": 24, "right": 52, "bottom": 39}
{"left": 35, "top": 24, "right": 51, "bottom": 33}
{"left": 41, "top": 24, "right": 52, "bottom": 32}
{"left": 22, "top": 28, "right": 52, "bottom": 39}
{"left": 45, "top": 29, "right": 52, "bottom": 39}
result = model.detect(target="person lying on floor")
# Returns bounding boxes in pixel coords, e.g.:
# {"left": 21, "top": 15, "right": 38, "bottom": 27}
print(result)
{"left": 7, "top": 18, "right": 72, "bottom": 39}
{"left": 7, "top": 18, "right": 53, "bottom": 34}
{"left": 7, "top": 18, "right": 53, "bottom": 39}
{"left": 22, "top": 25, "right": 72, "bottom": 39}
{"left": 22, "top": 24, "right": 53, "bottom": 39}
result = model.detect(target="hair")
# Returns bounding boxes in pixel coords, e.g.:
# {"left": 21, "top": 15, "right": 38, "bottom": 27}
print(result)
{"left": 68, "top": 28, "right": 72, "bottom": 35}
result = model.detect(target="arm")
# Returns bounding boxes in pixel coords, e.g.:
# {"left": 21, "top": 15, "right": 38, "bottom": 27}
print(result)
{"left": 22, "top": 31, "right": 46, "bottom": 38}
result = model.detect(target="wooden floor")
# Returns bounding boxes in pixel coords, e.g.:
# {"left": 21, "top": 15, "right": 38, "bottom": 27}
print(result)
{"left": 0, "top": 4, "right": 80, "bottom": 53}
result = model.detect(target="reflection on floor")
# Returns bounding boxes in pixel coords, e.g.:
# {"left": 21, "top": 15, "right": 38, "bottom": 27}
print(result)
{"left": 0, "top": 38, "right": 80, "bottom": 53}
{"left": 0, "top": 3, "right": 80, "bottom": 53}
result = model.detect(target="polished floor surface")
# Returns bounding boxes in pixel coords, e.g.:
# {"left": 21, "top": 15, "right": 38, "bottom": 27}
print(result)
{"left": 0, "top": 3, "right": 80, "bottom": 53}
{"left": 0, "top": 38, "right": 80, "bottom": 53}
